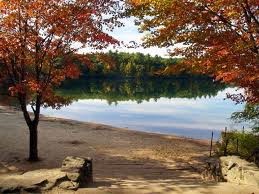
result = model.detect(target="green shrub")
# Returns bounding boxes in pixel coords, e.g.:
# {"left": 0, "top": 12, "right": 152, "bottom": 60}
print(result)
{"left": 216, "top": 130, "right": 259, "bottom": 159}
{"left": 231, "top": 104, "right": 259, "bottom": 132}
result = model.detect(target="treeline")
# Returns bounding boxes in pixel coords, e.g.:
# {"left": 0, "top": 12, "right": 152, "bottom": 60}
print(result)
{"left": 0, "top": 76, "right": 226, "bottom": 107}
{"left": 77, "top": 51, "right": 181, "bottom": 77}
{"left": 57, "top": 76, "right": 226, "bottom": 104}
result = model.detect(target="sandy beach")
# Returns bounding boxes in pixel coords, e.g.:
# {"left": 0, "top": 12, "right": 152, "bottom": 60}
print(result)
{"left": 0, "top": 106, "right": 258, "bottom": 194}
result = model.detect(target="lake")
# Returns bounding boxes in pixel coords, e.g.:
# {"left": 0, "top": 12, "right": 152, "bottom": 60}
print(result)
{"left": 39, "top": 76, "right": 246, "bottom": 139}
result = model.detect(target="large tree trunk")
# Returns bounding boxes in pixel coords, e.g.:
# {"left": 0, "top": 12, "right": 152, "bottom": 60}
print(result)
{"left": 28, "top": 123, "right": 39, "bottom": 161}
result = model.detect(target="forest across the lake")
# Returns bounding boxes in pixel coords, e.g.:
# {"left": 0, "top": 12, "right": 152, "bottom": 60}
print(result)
{"left": 74, "top": 51, "right": 184, "bottom": 77}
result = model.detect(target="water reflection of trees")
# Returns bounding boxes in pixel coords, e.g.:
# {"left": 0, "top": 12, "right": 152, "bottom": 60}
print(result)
{"left": 57, "top": 75, "right": 227, "bottom": 105}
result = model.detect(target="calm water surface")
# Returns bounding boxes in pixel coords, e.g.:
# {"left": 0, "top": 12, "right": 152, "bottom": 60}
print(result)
{"left": 40, "top": 77, "right": 246, "bottom": 139}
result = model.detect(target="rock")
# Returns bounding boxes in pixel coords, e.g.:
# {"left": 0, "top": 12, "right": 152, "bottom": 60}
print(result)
{"left": 67, "top": 172, "right": 80, "bottom": 182}
{"left": 21, "top": 168, "right": 67, "bottom": 190}
{"left": 0, "top": 168, "right": 67, "bottom": 193}
{"left": 61, "top": 156, "right": 93, "bottom": 186}
{"left": 0, "top": 156, "right": 93, "bottom": 192}
{"left": 62, "top": 156, "right": 86, "bottom": 170}
{"left": 58, "top": 181, "right": 79, "bottom": 190}
{"left": 220, "top": 156, "right": 259, "bottom": 186}
{"left": 0, "top": 184, "right": 21, "bottom": 193}
{"left": 23, "top": 185, "right": 40, "bottom": 192}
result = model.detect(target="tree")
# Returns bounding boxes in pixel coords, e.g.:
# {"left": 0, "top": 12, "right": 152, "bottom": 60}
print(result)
{"left": 124, "top": 62, "right": 136, "bottom": 76}
{"left": 0, "top": 0, "right": 123, "bottom": 161}
{"left": 231, "top": 104, "right": 259, "bottom": 132}
{"left": 128, "top": 0, "right": 259, "bottom": 103}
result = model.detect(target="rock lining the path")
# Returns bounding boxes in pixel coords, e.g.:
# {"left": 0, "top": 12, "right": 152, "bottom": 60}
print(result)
{"left": 220, "top": 156, "right": 259, "bottom": 186}
{"left": 202, "top": 155, "right": 259, "bottom": 187}
{"left": 0, "top": 156, "right": 93, "bottom": 193}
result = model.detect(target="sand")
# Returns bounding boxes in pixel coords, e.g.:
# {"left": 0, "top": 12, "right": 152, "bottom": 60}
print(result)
{"left": 0, "top": 106, "right": 258, "bottom": 193}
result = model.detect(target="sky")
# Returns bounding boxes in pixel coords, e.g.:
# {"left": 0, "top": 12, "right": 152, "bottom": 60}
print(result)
{"left": 79, "top": 18, "right": 169, "bottom": 57}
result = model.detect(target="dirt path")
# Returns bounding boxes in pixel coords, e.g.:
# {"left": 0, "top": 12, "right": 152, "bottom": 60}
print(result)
{"left": 0, "top": 106, "right": 258, "bottom": 193}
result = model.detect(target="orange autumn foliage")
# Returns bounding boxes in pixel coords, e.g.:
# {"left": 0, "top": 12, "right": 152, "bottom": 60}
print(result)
{"left": 128, "top": 0, "right": 259, "bottom": 103}
{"left": 0, "top": 0, "right": 123, "bottom": 160}
{"left": 0, "top": 0, "right": 122, "bottom": 106}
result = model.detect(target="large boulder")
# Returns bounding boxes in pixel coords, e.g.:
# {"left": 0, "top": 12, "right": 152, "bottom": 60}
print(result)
{"left": 0, "top": 156, "right": 93, "bottom": 193}
{"left": 61, "top": 156, "right": 93, "bottom": 187}
{"left": 220, "top": 156, "right": 259, "bottom": 186}
{"left": 0, "top": 168, "right": 67, "bottom": 193}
